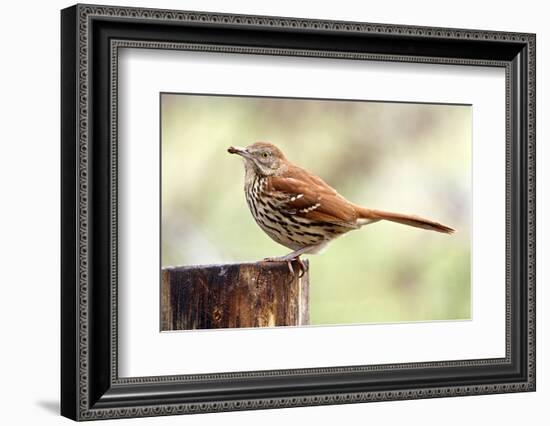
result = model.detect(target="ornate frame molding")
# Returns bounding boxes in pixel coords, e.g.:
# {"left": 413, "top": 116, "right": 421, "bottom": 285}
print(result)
{"left": 61, "top": 4, "right": 535, "bottom": 421}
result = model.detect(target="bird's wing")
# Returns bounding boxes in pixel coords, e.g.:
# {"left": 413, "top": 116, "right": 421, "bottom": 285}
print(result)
{"left": 266, "top": 168, "right": 358, "bottom": 227}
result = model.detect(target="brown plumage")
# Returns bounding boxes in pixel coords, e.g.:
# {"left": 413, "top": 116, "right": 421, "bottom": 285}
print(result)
{"left": 228, "top": 142, "right": 454, "bottom": 270}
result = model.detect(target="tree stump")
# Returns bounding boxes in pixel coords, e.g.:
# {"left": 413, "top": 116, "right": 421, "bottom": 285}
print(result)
{"left": 161, "top": 261, "right": 309, "bottom": 331}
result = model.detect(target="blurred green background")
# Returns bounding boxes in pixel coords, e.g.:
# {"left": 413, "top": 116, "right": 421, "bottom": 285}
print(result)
{"left": 161, "top": 93, "right": 471, "bottom": 325}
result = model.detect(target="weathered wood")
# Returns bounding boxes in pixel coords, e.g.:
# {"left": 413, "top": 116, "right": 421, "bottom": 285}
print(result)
{"left": 161, "top": 261, "right": 309, "bottom": 331}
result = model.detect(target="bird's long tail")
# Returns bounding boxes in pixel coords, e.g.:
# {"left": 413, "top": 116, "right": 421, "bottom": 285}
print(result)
{"left": 354, "top": 206, "right": 455, "bottom": 234}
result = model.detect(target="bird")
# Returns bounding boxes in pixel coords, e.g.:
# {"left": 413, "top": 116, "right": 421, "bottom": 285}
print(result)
{"left": 228, "top": 142, "right": 454, "bottom": 275}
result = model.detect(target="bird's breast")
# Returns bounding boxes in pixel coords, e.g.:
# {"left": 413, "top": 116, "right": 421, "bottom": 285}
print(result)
{"left": 243, "top": 176, "right": 348, "bottom": 250}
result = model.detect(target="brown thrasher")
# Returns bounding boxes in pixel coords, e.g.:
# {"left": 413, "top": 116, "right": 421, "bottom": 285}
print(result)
{"left": 228, "top": 142, "right": 454, "bottom": 274}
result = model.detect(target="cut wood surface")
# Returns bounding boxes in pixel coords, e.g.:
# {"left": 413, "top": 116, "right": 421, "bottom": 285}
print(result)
{"left": 161, "top": 261, "right": 310, "bottom": 331}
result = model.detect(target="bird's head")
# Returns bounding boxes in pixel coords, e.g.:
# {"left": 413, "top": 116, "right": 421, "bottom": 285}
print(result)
{"left": 228, "top": 142, "right": 287, "bottom": 176}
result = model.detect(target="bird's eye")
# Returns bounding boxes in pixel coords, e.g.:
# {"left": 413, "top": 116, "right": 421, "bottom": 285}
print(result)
{"left": 262, "top": 152, "right": 269, "bottom": 158}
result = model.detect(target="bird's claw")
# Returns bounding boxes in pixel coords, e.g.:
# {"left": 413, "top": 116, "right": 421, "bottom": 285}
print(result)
{"left": 262, "top": 256, "right": 306, "bottom": 278}
{"left": 294, "top": 257, "right": 306, "bottom": 278}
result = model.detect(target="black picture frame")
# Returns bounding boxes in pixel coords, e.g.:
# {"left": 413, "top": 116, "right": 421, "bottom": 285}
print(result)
{"left": 61, "top": 3, "right": 536, "bottom": 421}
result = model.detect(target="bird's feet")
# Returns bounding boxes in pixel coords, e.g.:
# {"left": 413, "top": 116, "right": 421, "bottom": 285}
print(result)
{"left": 262, "top": 255, "right": 307, "bottom": 278}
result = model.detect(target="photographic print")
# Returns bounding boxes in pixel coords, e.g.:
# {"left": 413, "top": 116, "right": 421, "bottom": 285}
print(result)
{"left": 160, "top": 93, "right": 471, "bottom": 331}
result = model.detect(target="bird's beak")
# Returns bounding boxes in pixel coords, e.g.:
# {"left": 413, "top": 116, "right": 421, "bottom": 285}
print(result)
{"left": 227, "top": 146, "right": 250, "bottom": 158}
